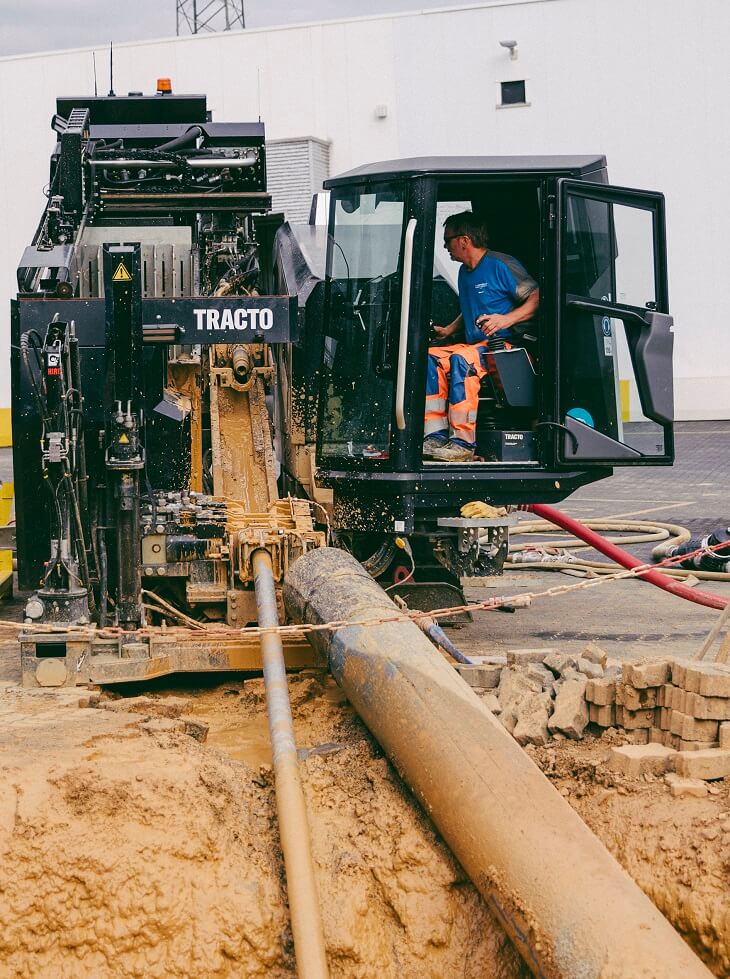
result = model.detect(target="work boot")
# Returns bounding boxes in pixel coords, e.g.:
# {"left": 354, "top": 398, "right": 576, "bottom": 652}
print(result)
{"left": 422, "top": 436, "right": 447, "bottom": 458}
{"left": 430, "top": 440, "right": 475, "bottom": 462}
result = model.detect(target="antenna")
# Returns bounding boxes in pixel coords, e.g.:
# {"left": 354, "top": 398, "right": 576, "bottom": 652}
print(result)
{"left": 257, "top": 67, "right": 262, "bottom": 123}
{"left": 108, "top": 42, "right": 115, "bottom": 97}
{"left": 92, "top": 51, "right": 98, "bottom": 96}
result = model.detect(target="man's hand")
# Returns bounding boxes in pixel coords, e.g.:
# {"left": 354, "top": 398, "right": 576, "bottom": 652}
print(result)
{"left": 431, "top": 313, "right": 463, "bottom": 341}
{"left": 476, "top": 313, "right": 512, "bottom": 337}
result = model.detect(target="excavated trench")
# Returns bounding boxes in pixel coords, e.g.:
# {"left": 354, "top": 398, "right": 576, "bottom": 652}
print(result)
{"left": 0, "top": 666, "right": 726, "bottom": 977}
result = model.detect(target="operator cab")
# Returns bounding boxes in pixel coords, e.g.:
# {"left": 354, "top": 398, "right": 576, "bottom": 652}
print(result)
{"left": 313, "top": 157, "right": 674, "bottom": 524}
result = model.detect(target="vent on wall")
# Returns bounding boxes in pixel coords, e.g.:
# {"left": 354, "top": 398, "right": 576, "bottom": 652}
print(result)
{"left": 500, "top": 80, "right": 527, "bottom": 106}
{"left": 266, "top": 137, "right": 331, "bottom": 223}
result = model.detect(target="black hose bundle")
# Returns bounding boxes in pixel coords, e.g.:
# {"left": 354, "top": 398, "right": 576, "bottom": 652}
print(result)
{"left": 668, "top": 526, "right": 730, "bottom": 573}
{"left": 20, "top": 324, "right": 97, "bottom": 604}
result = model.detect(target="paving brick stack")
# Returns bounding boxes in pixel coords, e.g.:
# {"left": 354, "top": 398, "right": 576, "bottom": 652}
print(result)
{"left": 586, "top": 657, "right": 730, "bottom": 782}
{"left": 459, "top": 651, "right": 730, "bottom": 780}
{"left": 653, "top": 661, "right": 730, "bottom": 750}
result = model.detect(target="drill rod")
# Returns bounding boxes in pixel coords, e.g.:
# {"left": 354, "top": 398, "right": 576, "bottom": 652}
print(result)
{"left": 251, "top": 549, "right": 329, "bottom": 979}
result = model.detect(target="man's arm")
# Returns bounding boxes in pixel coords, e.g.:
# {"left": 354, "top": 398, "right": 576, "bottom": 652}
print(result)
{"left": 433, "top": 312, "right": 463, "bottom": 339}
{"left": 476, "top": 289, "right": 539, "bottom": 338}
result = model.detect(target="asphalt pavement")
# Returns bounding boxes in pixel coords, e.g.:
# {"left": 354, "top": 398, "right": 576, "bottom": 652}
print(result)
{"left": 457, "top": 420, "right": 730, "bottom": 661}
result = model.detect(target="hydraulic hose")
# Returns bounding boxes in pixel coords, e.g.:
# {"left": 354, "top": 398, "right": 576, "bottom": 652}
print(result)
{"left": 425, "top": 621, "right": 473, "bottom": 664}
{"left": 502, "top": 519, "right": 730, "bottom": 581}
{"left": 393, "top": 595, "right": 473, "bottom": 664}
{"left": 510, "top": 519, "right": 689, "bottom": 552}
{"left": 156, "top": 125, "right": 202, "bottom": 151}
{"left": 522, "top": 503, "right": 728, "bottom": 611}
{"left": 509, "top": 554, "right": 730, "bottom": 582}
{"left": 97, "top": 527, "right": 109, "bottom": 628}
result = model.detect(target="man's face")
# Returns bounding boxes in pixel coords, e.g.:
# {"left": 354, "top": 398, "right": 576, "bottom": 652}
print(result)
{"left": 443, "top": 229, "right": 468, "bottom": 263}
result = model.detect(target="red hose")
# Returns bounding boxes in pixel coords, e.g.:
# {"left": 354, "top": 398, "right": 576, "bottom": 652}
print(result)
{"left": 523, "top": 502, "right": 728, "bottom": 611}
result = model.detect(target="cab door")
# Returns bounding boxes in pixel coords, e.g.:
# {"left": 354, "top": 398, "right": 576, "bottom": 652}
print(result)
{"left": 555, "top": 180, "right": 674, "bottom": 465}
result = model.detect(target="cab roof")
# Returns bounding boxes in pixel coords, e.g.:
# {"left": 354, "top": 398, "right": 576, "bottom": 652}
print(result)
{"left": 324, "top": 155, "right": 607, "bottom": 187}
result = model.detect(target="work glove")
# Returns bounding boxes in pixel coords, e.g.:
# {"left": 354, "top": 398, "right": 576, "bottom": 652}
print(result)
{"left": 460, "top": 500, "right": 508, "bottom": 519}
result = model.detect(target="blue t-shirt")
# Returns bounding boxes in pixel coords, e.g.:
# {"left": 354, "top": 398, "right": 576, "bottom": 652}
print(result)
{"left": 458, "top": 250, "right": 537, "bottom": 344}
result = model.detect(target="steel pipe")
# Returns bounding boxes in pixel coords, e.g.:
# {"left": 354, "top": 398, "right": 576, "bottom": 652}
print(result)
{"left": 284, "top": 547, "right": 711, "bottom": 979}
{"left": 252, "top": 549, "right": 329, "bottom": 979}
{"left": 94, "top": 159, "right": 182, "bottom": 168}
{"left": 187, "top": 155, "right": 257, "bottom": 168}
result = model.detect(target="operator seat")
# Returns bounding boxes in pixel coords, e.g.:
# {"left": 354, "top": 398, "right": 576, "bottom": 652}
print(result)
{"left": 475, "top": 345, "right": 538, "bottom": 460}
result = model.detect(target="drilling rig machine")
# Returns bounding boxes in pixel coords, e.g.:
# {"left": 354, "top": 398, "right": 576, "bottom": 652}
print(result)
{"left": 12, "top": 83, "right": 675, "bottom": 687}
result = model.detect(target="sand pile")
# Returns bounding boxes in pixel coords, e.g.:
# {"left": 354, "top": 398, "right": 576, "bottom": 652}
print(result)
{"left": 528, "top": 733, "right": 730, "bottom": 976}
{"left": 0, "top": 687, "right": 287, "bottom": 978}
{"left": 0, "top": 677, "right": 526, "bottom": 978}
{"left": 0, "top": 669, "right": 727, "bottom": 977}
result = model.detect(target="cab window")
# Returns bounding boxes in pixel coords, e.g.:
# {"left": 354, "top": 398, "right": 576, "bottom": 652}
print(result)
{"left": 319, "top": 184, "right": 406, "bottom": 462}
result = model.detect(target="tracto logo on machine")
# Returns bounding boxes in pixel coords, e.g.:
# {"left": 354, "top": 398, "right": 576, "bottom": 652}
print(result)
{"left": 193, "top": 307, "right": 274, "bottom": 331}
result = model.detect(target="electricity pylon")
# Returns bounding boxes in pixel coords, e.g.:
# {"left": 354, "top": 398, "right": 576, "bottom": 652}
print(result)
{"left": 176, "top": 0, "right": 245, "bottom": 35}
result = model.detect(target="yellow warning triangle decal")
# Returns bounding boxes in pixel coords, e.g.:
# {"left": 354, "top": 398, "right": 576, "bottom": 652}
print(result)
{"left": 112, "top": 262, "right": 132, "bottom": 282}
{"left": 119, "top": 433, "right": 129, "bottom": 443}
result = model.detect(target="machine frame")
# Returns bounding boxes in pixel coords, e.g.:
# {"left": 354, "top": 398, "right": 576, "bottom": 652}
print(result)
{"left": 10, "top": 87, "right": 675, "bottom": 686}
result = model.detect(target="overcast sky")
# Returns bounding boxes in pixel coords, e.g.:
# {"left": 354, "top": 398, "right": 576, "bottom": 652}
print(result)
{"left": 0, "top": 0, "right": 472, "bottom": 57}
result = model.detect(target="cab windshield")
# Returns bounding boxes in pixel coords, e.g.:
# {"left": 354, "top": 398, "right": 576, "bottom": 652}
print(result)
{"left": 319, "top": 183, "right": 406, "bottom": 461}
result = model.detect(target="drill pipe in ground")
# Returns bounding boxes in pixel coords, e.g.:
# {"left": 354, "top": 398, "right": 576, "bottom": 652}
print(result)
{"left": 251, "top": 549, "right": 329, "bottom": 979}
{"left": 283, "top": 547, "right": 711, "bottom": 979}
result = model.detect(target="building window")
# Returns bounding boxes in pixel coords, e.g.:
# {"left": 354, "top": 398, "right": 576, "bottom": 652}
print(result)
{"left": 500, "top": 80, "right": 527, "bottom": 106}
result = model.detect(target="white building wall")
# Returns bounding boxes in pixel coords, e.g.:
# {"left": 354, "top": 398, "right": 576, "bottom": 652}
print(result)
{"left": 0, "top": 0, "right": 727, "bottom": 417}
